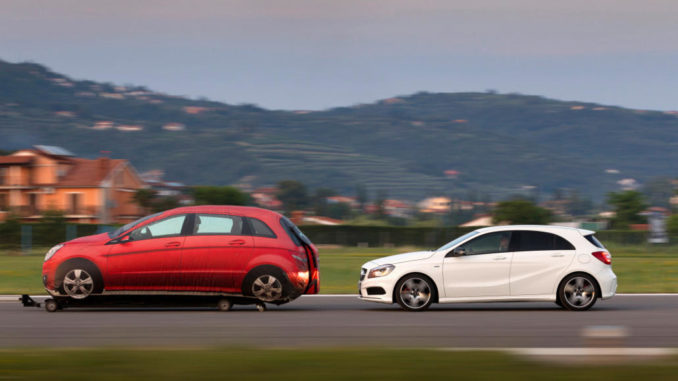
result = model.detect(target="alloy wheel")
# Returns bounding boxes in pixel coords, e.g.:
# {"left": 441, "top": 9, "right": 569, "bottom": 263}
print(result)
{"left": 252, "top": 275, "right": 283, "bottom": 302}
{"left": 399, "top": 277, "right": 432, "bottom": 310}
{"left": 63, "top": 269, "right": 95, "bottom": 299}
{"left": 563, "top": 276, "right": 596, "bottom": 308}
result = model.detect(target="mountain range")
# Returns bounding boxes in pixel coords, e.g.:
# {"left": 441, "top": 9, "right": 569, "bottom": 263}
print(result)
{"left": 1, "top": 59, "right": 677, "bottom": 201}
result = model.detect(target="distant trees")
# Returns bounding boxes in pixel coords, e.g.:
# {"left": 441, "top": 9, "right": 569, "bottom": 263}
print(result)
{"left": 607, "top": 191, "right": 647, "bottom": 229}
{"left": 192, "top": 186, "right": 249, "bottom": 206}
{"left": 355, "top": 184, "right": 368, "bottom": 212}
{"left": 325, "top": 202, "right": 352, "bottom": 220}
{"left": 133, "top": 189, "right": 157, "bottom": 213}
{"left": 312, "top": 187, "right": 337, "bottom": 217}
{"left": 276, "top": 180, "right": 309, "bottom": 213}
{"left": 374, "top": 190, "right": 388, "bottom": 219}
{"left": 642, "top": 177, "right": 674, "bottom": 208}
{"left": 133, "top": 188, "right": 181, "bottom": 213}
{"left": 493, "top": 199, "right": 551, "bottom": 225}
{"left": 667, "top": 215, "right": 678, "bottom": 237}
{"left": 550, "top": 189, "right": 595, "bottom": 217}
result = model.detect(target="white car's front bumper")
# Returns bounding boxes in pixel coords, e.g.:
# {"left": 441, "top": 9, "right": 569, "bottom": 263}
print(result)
{"left": 358, "top": 269, "right": 395, "bottom": 304}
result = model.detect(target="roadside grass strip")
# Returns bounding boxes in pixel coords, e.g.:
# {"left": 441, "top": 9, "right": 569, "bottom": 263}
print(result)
{"left": 2, "top": 348, "right": 678, "bottom": 380}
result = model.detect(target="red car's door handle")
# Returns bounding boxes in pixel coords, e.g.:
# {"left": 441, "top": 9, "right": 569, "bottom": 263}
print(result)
{"left": 165, "top": 241, "right": 182, "bottom": 247}
{"left": 229, "top": 239, "right": 246, "bottom": 246}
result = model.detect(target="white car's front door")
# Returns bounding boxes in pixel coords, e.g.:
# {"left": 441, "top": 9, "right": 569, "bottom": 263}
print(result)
{"left": 442, "top": 231, "right": 514, "bottom": 298}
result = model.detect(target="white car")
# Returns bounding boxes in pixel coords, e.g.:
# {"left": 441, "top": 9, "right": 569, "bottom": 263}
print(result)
{"left": 359, "top": 225, "right": 617, "bottom": 311}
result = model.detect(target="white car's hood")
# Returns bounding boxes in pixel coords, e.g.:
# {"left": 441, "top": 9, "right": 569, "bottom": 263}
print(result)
{"left": 366, "top": 251, "right": 435, "bottom": 267}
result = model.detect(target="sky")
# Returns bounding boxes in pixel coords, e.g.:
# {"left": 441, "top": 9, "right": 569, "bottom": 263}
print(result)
{"left": 1, "top": 0, "right": 677, "bottom": 110}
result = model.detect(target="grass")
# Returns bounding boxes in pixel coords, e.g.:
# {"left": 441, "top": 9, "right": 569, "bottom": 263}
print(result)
{"left": 1, "top": 244, "right": 677, "bottom": 295}
{"left": 1, "top": 348, "right": 678, "bottom": 380}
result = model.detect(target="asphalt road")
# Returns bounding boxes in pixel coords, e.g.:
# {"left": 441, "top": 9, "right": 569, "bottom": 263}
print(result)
{"left": 1, "top": 295, "right": 677, "bottom": 348}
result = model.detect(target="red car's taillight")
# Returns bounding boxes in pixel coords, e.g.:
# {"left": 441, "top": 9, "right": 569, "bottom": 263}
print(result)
{"left": 592, "top": 251, "right": 612, "bottom": 265}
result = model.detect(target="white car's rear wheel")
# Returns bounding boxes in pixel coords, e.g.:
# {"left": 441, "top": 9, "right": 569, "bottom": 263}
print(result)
{"left": 558, "top": 274, "right": 598, "bottom": 311}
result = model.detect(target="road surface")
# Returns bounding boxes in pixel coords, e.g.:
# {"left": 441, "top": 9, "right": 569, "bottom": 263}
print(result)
{"left": 1, "top": 295, "right": 677, "bottom": 348}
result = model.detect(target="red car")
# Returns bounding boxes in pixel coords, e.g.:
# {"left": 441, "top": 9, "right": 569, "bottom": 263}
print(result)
{"left": 42, "top": 206, "right": 319, "bottom": 309}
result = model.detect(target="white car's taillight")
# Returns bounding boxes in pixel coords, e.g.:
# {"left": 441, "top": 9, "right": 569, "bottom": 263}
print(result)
{"left": 592, "top": 251, "right": 611, "bottom": 265}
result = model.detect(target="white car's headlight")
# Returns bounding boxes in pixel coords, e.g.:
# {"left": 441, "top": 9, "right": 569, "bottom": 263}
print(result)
{"left": 44, "top": 244, "right": 64, "bottom": 262}
{"left": 368, "top": 264, "right": 395, "bottom": 278}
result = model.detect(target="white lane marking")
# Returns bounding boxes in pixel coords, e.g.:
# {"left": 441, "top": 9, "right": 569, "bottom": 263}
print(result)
{"left": 303, "top": 294, "right": 678, "bottom": 297}
{"left": 3, "top": 293, "right": 678, "bottom": 302}
{"left": 0, "top": 296, "right": 24, "bottom": 302}
{"left": 439, "top": 347, "right": 678, "bottom": 356}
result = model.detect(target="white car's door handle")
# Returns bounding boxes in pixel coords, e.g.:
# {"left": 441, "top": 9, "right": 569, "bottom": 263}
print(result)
{"left": 551, "top": 253, "right": 565, "bottom": 257}
{"left": 493, "top": 257, "right": 507, "bottom": 260}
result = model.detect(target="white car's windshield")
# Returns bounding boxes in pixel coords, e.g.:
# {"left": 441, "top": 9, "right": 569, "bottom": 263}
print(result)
{"left": 436, "top": 231, "right": 479, "bottom": 252}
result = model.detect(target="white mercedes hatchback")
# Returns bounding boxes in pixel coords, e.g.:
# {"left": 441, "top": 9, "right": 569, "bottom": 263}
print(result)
{"left": 359, "top": 225, "right": 617, "bottom": 311}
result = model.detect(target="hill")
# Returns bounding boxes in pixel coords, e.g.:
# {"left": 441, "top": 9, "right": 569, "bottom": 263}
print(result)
{"left": 1, "top": 59, "right": 677, "bottom": 201}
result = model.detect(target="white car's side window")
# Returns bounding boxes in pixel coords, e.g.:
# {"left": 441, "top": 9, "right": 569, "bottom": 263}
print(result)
{"left": 459, "top": 232, "right": 512, "bottom": 255}
{"left": 512, "top": 231, "right": 576, "bottom": 252}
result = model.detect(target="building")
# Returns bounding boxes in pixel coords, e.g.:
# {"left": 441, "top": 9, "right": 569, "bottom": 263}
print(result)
{"left": 382, "top": 199, "right": 413, "bottom": 218}
{"left": 0, "top": 145, "right": 146, "bottom": 223}
{"left": 326, "top": 196, "right": 360, "bottom": 209}
{"left": 459, "top": 215, "right": 493, "bottom": 227}
{"left": 251, "top": 187, "right": 282, "bottom": 210}
{"left": 417, "top": 196, "right": 452, "bottom": 214}
{"left": 139, "top": 170, "right": 192, "bottom": 205}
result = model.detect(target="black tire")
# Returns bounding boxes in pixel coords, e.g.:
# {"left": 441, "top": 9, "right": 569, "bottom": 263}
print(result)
{"left": 242, "top": 267, "right": 291, "bottom": 303}
{"left": 217, "top": 298, "right": 233, "bottom": 311}
{"left": 394, "top": 274, "right": 436, "bottom": 311}
{"left": 57, "top": 261, "right": 103, "bottom": 300}
{"left": 558, "top": 273, "right": 598, "bottom": 311}
{"left": 555, "top": 297, "right": 564, "bottom": 308}
{"left": 44, "top": 299, "right": 59, "bottom": 313}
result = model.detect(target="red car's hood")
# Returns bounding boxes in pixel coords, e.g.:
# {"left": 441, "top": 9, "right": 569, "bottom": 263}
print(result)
{"left": 66, "top": 232, "right": 111, "bottom": 245}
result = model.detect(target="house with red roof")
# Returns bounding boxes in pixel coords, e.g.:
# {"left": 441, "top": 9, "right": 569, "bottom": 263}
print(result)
{"left": 0, "top": 145, "right": 146, "bottom": 223}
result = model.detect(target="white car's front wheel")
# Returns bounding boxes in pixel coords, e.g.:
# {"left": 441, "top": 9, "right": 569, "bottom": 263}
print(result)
{"left": 395, "top": 274, "right": 435, "bottom": 311}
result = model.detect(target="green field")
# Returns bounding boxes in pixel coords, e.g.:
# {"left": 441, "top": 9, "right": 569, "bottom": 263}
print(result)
{"left": 1, "top": 244, "right": 677, "bottom": 295}
{"left": 1, "top": 348, "right": 678, "bottom": 380}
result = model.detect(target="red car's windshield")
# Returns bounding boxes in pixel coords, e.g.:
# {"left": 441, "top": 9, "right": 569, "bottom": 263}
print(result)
{"left": 109, "top": 212, "right": 162, "bottom": 238}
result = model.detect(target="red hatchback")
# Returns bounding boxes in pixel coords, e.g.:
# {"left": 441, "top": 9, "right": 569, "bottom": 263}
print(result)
{"left": 42, "top": 206, "right": 319, "bottom": 308}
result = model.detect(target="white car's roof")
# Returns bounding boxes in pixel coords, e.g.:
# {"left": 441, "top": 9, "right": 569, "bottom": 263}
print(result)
{"left": 474, "top": 224, "right": 595, "bottom": 236}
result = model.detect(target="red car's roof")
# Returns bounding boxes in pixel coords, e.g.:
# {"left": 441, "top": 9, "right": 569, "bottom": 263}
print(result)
{"left": 161, "top": 205, "right": 282, "bottom": 218}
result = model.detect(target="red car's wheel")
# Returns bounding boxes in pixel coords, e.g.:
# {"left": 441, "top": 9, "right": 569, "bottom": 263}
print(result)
{"left": 251, "top": 274, "right": 284, "bottom": 302}
{"left": 243, "top": 267, "right": 291, "bottom": 303}
{"left": 58, "top": 262, "right": 103, "bottom": 300}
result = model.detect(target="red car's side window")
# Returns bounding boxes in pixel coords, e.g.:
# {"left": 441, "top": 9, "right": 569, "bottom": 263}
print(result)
{"left": 130, "top": 215, "right": 187, "bottom": 241}
{"left": 248, "top": 218, "right": 276, "bottom": 238}
{"left": 192, "top": 214, "right": 244, "bottom": 235}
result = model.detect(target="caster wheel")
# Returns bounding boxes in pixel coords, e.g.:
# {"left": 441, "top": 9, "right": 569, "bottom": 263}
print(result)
{"left": 217, "top": 299, "right": 232, "bottom": 311}
{"left": 256, "top": 302, "right": 267, "bottom": 312}
{"left": 45, "top": 299, "right": 59, "bottom": 313}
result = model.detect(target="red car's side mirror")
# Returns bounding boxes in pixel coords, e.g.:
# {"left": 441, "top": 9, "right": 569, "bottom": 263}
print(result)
{"left": 109, "top": 235, "right": 132, "bottom": 245}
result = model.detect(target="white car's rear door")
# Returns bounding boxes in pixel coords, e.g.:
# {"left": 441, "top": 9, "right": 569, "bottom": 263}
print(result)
{"left": 509, "top": 231, "right": 576, "bottom": 296}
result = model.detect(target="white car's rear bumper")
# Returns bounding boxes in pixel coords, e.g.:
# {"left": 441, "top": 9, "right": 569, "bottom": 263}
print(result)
{"left": 596, "top": 267, "right": 617, "bottom": 299}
